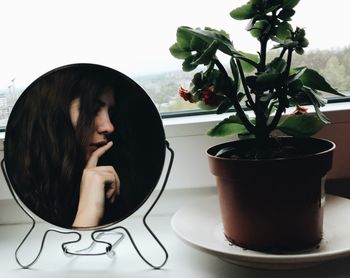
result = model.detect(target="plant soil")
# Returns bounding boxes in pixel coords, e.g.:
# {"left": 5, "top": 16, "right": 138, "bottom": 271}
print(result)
{"left": 216, "top": 136, "right": 327, "bottom": 160}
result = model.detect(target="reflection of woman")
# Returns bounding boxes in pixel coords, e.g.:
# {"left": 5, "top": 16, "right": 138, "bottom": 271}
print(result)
{"left": 70, "top": 86, "right": 120, "bottom": 227}
{"left": 5, "top": 65, "right": 136, "bottom": 228}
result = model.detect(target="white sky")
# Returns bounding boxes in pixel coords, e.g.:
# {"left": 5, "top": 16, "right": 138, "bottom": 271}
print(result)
{"left": 0, "top": 0, "right": 348, "bottom": 90}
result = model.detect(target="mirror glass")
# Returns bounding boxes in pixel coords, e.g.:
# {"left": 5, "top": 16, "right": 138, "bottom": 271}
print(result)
{"left": 4, "top": 63, "right": 166, "bottom": 230}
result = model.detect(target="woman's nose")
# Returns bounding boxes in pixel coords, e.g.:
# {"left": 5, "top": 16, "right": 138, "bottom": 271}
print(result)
{"left": 96, "top": 111, "right": 114, "bottom": 134}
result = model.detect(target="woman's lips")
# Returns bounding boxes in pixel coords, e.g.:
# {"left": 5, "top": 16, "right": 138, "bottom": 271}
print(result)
{"left": 89, "top": 141, "right": 108, "bottom": 151}
{"left": 91, "top": 141, "right": 108, "bottom": 148}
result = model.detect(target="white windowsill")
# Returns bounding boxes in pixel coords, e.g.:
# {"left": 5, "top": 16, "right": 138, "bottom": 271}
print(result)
{"left": 1, "top": 191, "right": 350, "bottom": 277}
{"left": 162, "top": 101, "right": 350, "bottom": 137}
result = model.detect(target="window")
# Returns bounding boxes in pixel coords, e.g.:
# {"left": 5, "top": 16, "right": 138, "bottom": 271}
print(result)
{"left": 0, "top": 0, "right": 349, "bottom": 129}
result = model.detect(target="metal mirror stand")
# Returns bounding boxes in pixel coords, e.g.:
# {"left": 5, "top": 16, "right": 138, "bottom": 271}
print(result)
{"left": 1, "top": 140, "right": 174, "bottom": 270}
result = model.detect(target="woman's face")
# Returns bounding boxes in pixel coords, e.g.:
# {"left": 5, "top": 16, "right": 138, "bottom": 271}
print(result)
{"left": 70, "top": 88, "right": 115, "bottom": 161}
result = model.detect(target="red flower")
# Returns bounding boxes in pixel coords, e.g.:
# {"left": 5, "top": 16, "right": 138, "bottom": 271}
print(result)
{"left": 200, "top": 86, "right": 223, "bottom": 107}
{"left": 179, "top": 87, "right": 195, "bottom": 103}
{"left": 291, "top": 105, "right": 308, "bottom": 115}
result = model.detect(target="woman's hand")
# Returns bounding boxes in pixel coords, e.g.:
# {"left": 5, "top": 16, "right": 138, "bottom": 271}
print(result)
{"left": 72, "top": 141, "right": 120, "bottom": 228}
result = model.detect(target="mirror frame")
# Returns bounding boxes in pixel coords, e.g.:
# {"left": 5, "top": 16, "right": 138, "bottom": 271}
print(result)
{"left": 4, "top": 63, "right": 166, "bottom": 230}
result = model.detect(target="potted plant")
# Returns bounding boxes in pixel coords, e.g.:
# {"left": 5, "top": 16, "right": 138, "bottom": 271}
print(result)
{"left": 169, "top": 0, "right": 343, "bottom": 252}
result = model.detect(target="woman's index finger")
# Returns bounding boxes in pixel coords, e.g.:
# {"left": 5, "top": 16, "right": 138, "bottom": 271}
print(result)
{"left": 86, "top": 141, "right": 113, "bottom": 168}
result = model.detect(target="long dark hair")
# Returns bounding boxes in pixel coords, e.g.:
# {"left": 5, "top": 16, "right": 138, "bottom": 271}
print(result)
{"left": 5, "top": 64, "right": 124, "bottom": 227}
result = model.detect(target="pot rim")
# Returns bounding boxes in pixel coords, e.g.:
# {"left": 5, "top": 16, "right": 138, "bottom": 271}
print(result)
{"left": 206, "top": 137, "right": 336, "bottom": 162}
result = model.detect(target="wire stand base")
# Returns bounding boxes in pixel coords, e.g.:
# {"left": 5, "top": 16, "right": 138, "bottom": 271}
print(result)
{"left": 1, "top": 141, "right": 174, "bottom": 269}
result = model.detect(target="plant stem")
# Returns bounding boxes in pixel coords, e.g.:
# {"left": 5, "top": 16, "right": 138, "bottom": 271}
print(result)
{"left": 255, "top": 99, "right": 269, "bottom": 143}
{"left": 253, "top": 36, "right": 270, "bottom": 144}
{"left": 267, "top": 49, "right": 293, "bottom": 132}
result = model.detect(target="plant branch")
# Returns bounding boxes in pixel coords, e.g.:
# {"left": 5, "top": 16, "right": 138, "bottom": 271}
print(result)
{"left": 284, "top": 48, "right": 293, "bottom": 78}
{"left": 235, "top": 59, "right": 255, "bottom": 110}
{"left": 214, "top": 58, "right": 256, "bottom": 134}
{"left": 259, "top": 38, "right": 268, "bottom": 73}
{"left": 266, "top": 89, "right": 287, "bottom": 133}
{"left": 279, "top": 48, "right": 287, "bottom": 59}
{"left": 267, "top": 97, "right": 277, "bottom": 119}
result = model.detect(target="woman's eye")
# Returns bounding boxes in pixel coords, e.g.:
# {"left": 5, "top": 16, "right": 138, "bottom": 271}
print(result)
{"left": 94, "top": 103, "right": 104, "bottom": 115}
{"left": 94, "top": 106, "right": 101, "bottom": 115}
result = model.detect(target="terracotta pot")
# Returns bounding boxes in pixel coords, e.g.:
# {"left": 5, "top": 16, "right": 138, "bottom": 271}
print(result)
{"left": 207, "top": 137, "right": 335, "bottom": 252}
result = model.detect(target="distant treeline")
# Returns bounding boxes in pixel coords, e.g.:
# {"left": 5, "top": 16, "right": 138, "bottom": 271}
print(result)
{"left": 292, "top": 46, "right": 350, "bottom": 93}
{"left": 135, "top": 46, "right": 350, "bottom": 112}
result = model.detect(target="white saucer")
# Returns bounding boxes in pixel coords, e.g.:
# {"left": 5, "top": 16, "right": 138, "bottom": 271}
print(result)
{"left": 171, "top": 194, "right": 350, "bottom": 270}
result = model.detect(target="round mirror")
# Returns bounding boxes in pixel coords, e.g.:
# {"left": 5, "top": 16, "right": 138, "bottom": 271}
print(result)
{"left": 4, "top": 63, "right": 166, "bottom": 230}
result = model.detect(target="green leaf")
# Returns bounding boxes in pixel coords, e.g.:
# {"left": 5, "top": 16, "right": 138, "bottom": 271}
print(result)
{"left": 267, "top": 57, "right": 287, "bottom": 73}
{"left": 238, "top": 133, "right": 256, "bottom": 140}
{"left": 299, "top": 68, "right": 343, "bottom": 96}
{"left": 250, "top": 20, "right": 269, "bottom": 39}
{"left": 302, "top": 87, "right": 330, "bottom": 124}
{"left": 214, "top": 72, "right": 233, "bottom": 93}
{"left": 314, "top": 104, "right": 330, "bottom": 124}
{"left": 207, "top": 115, "right": 248, "bottom": 137}
{"left": 230, "top": 2, "right": 256, "bottom": 20}
{"left": 277, "top": 8, "right": 295, "bottom": 20}
{"left": 236, "top": 51, "right": 259, "bottom": 72}
{"left": 177, "top": 26, "right": 237, "bottom": 56}
{"left": 272, "top": 39, "right": 298, "bottom": 49}
{"left": 276, "top": 22, "right": 293, "bottom": 40}
{"left": 190, "top": 36, "right": 207, "bottom": 51}
{"left": 277, "top": 114, "right": 325, "bottom": 137}
{"left": 192, "top": 40, "right": 219, "bottom": 65}
{"left": 305, "top": 87, "right": 328, "bottom": 107}
{"left": 294, "top": 27, "right": 306, "bottom": 41}
{"left": 295, "top": 47, "right": 304, "bottom": 55}
{"left": 176, "top": 26, "right": 192, "bottom": 50}
{"left": 263, "top": 4, "right": 281, "bottom": 15}
{"left": 282, "top": 0, "right": 300, "bottom": 9}
{"left": 190, "top": 71, "right": 205, "bottom": 89}
{"left": 206, "top": 68, "right": 221, "bottom": 84}
{"left": 288, "top": 67, "right": 307, "bottom": 82}
{"left": 182, "top": 55, "right": 199, "bottom": 72}
{"left": 169, "top": 43, "right": 191, "bottom": 59}
{"left": 288, "top": 79, "right": 303, "bottom": 92}
{"left": 300, "top": 38, "right": 309, "bottom": 48}
{"left": 256, "top": 72, "right": 284, "bottom": 89}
